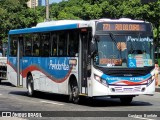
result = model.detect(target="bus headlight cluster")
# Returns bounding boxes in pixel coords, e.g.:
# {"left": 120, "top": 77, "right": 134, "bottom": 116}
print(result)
{"left": 94, "top": 74, "right": 108, "bottom": 87}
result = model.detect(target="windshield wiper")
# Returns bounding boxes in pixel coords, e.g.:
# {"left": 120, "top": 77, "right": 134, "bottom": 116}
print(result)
{"left": 109, "top": 33, "right": 117, "bottom": 46}
{"left": 109, "top": 33, "right": 123, "bottom": 59}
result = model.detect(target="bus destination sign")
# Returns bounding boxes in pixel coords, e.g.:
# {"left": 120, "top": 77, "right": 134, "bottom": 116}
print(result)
{"left": 97, "top": 23, "right": 146, "bottom": 32}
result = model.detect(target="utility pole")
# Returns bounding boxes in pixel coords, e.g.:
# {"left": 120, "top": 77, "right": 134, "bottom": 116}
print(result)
{"left": 46, "top": 0, "right": 49, "bottom": 21}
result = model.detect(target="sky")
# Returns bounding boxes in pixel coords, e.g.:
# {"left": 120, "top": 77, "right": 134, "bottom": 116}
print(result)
{"left": 42, "top": 0, "right": 63, "bottom": 5}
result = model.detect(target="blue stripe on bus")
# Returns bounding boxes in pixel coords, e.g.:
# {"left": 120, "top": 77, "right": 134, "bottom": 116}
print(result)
{"left": 101, "top": 73, "right": 151, "bottom": 85}
{"left": 9, "top": 24, "right": 78, "bottom": 35}
{"left": 8, "top": 57, "right": 73, "bottom": 80}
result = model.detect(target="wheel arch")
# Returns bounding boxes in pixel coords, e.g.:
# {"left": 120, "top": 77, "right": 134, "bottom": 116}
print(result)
{"left": 68, "top": 74, "right": 78, "bottom": 94}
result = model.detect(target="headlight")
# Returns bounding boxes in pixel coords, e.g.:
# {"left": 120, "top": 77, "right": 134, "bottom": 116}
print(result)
{"left": 94, "top": 74, "right": 108, "bottom": 87}
{"left": 94, "top": 74, "right": 101, "bottom": 82}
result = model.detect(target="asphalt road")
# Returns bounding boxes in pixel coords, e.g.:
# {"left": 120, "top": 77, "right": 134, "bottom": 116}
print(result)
{"left": 0, "top": 80, "right": 160, "bottom": 120}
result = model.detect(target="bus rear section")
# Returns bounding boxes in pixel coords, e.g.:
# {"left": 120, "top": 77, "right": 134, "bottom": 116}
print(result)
{"left": 88, "top": 18, "right": 155, "bottom": 104}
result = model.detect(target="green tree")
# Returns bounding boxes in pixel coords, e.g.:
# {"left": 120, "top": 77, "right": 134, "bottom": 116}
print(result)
{"left": 0, "top": 0, "right": 159, "bottom": 43}
{"left": 0, "top": 0, "right": 38, "bottom": 43}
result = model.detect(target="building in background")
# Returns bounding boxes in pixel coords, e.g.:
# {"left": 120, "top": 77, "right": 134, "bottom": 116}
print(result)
{"left": 27, "top": 0, "right": 42, "bottom": 8}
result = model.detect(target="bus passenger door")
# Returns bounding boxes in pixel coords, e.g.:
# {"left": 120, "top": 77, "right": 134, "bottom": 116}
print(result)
{"left": 17, "top": 37, "right": 23, "bottom": 87}
{"left": 79, "top": 29, "right": 91, "bottom": 95}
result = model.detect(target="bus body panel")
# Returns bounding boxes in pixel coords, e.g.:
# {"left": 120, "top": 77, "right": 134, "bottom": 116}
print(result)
{"left": 7, "top": 64, "right": 17, "bottom": 86}
{"left": 7, "top": 57, "right": 17, "bottom": 86}
{"left": 7, "top": 56, "right": 79, "bottom": 95}
{"left": 90, "top": 66, "right": 155, "bottom": 97}
{"left": 91, "top": 79, "right": 155, "bottom": 96}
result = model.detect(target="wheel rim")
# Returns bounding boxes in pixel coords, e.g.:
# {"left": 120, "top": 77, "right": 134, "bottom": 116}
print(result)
{"left": 72, "top": 86, "right": 79, "bottom": 103}
{"left": 28, "top": 82, "right": 32, "bottom": 95}
{"left": 68, "top": 83, "right": 73, "bottom": 102}
{"left": 27, "top": 76, "right": 33, "bottom": 96}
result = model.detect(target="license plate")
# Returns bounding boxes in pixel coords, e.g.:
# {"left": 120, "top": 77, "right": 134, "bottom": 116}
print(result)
{"left": 123, "top": 88, "right": 133, "bottom": 92}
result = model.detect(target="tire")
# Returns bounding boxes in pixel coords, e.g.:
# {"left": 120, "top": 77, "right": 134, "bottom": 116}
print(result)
{"left": 68, "top": 83, "right": 73, "bottom": 102}
{"left": 69, "top": 82, "right": 79, "bottom": 104}
{"left": 120, "top": 97, "right": 133, "bottom": 105}
{"left": 27, "top": 75, "right": 34, "bottom": 96}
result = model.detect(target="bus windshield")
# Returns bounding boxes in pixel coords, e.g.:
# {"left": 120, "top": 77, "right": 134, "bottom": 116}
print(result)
{"left": 94, "top": 34, "right": 154, "bottom": 68}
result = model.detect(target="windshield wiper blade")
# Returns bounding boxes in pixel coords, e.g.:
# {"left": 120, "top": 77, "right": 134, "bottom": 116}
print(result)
{"left": 109, "top": 33, "right": 122, "bottom": 59}
{"left": 109, "top": 33, "right": 117, "bottom": 46}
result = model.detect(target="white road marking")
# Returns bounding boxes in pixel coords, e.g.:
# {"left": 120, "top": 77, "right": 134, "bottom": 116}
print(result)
{"left": 40, "top": 100, "right": 64, "bottom": 106}
{"left": 0, "top": 94, "right": 2, "bottom": 95}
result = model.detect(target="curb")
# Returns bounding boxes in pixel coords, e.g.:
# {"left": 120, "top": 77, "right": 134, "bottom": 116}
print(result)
{"left": 155, "top": 87, "right": 160, "bottom": 92}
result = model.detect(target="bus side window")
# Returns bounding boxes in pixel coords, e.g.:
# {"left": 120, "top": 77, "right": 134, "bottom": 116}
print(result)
{"left": 33, "top": 44, "right": 39, "bottom": 56}
{"left": 68, "top": 31, "right": 79, "bottom": 56}
{"left": 69, "top": 43, "right": 76, "bottom": 56}
{"left": 43, "top": 44, "right": 49, "bottom": 56}
{"left": 24, "top": 34, "right": 32, "bottom": 56}
{"left": 13, "top": 46, "right": 17, "bottom": 56}
{"left": 32, "top": 34, "right": 40, "bottom": 57}
{"left": 40, "top": 33, "right": 50, "bottom": 57}
{"left": 25, "top": 46, "right": 31, "bottom": 56}
{"left": 53, "top": 48, "right": 56, "bottom": 56}
{"left": 58, "top": 32, "right": 67, "bottom": 56}
{"left": 10, "top": 40, "right": 17, "bottom": 56}
{"left": 51, "top": 33, "right": 57, "bottom": 56}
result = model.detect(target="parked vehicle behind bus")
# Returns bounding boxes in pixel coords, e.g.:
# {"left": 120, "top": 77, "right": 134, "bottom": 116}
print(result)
{"left": 0, "top": 45, "right": 7, "bottom": 83}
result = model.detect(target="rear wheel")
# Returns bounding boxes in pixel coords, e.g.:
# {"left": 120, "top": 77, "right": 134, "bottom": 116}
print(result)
{"left": 120, "top": 97, "right": 133, "bottom": 105}
{"left": 27, "top": 75, "right": 34, "bottom": 96}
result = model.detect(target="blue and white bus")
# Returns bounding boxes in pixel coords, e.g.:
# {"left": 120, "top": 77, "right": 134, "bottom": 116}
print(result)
{"left": 7, "top": 18, "right": 155, "bottom": 104}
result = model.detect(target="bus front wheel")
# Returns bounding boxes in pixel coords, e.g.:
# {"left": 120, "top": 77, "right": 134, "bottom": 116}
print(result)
{"left": 27, "top": 75, "right": 34, "bottom": 96}
{"left": 69, "top": 82, "right": 79, "bottom": 104}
